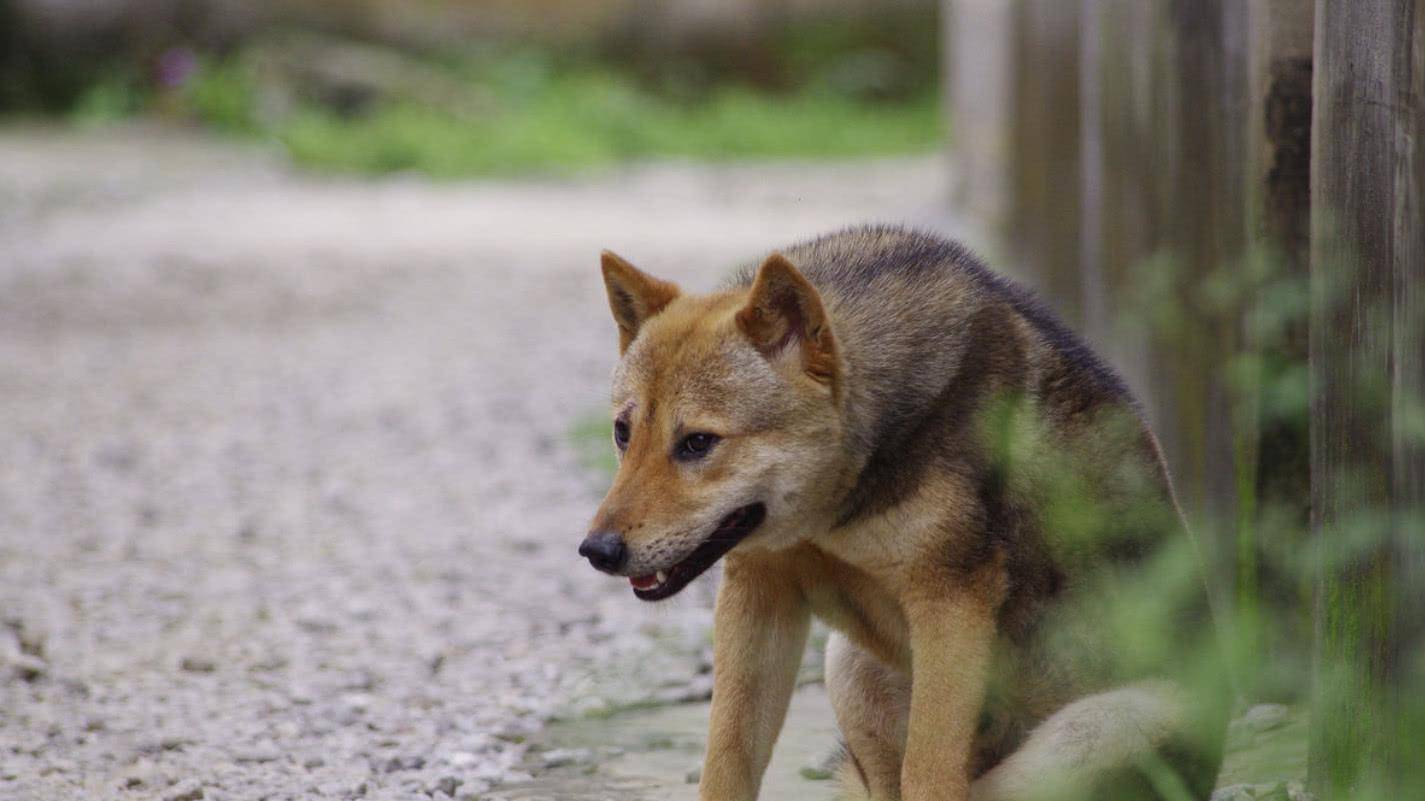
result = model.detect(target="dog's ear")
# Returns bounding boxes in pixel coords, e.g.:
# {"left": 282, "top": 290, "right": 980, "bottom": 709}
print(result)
{"left": 601, "top": 250, "right": 680, "bottom": 354}
{"left": 736, "top": 253, "right": 840, "bottom": 388}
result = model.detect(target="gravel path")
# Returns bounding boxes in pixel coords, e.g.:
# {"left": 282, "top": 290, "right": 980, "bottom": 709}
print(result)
{"left": 0, "top": 125, "right": 959, "bottom": 801}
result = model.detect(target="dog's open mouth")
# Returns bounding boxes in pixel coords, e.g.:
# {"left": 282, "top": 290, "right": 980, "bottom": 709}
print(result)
{"left": 628, "top": 503, "right": 766, "bottom": 601}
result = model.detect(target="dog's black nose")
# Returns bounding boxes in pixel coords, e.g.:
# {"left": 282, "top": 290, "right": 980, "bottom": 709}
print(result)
{"left": 579, "top": 532, "right": 627, "bottom": 573}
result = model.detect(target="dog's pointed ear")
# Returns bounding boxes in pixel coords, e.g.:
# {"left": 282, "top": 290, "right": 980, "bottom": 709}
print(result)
{"left": 736, "top": 253, "right": 840, "bottom": 388}
{"left": 601, "top": 250, "right": 680, "bottom": 353}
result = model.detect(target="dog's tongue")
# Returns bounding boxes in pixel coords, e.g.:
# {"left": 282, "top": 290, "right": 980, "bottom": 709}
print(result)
{"left": 629, "top": 574, "right": 660, "bottom": 590}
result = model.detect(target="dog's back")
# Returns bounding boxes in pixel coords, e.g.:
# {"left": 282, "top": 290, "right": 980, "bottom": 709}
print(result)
{"left": 736, "top": 225, "right": 1227, "bottom": 797}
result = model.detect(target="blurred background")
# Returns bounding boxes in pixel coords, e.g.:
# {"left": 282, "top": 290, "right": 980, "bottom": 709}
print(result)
{"left": 0, "top": 0, "right": 943, "bottom": 174}
{"left": 1, "top": 2, "right": 1420, "bottom": 801}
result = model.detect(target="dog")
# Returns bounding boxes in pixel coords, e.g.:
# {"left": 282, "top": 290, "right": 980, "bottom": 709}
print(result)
{"left": 579, "top": 225, "right": 1228, "bottom": 801}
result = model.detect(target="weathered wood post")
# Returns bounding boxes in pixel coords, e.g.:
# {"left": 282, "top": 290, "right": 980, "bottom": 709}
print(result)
{"left": 1072, "top": 0, "right": 1159, "bottom": 412}
{"left": 1242, "top": 0, "right": 1315, "bottom": 697}
{"left": 944, "top": 0, "right": 1015, "bottom": 233}
{"left": 948, "top": 0, "right": 1255, "bottom": 614}
{"left": 1008, "top": 0, "right": 1083, "bottom": 325}
{"left": 1309, "top": 0, "right": 1425, "bottom": 796}
{"left": 1143, "top": 0, "right": 1252, "bottom": 617}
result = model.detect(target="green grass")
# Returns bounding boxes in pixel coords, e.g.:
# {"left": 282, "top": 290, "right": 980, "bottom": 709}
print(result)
{"left": 568, "top": 412, "right": 618, "bottom": 485}
{"left": 62, "top": 45, "right": 942, "bottom": 179}
{"left": 278, "top": 74, "right": 940, "bottom": 178}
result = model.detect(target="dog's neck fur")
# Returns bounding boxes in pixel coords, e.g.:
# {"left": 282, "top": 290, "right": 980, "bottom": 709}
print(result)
{"left": 817, "top": 281, "right": 1002, "bottom": 529}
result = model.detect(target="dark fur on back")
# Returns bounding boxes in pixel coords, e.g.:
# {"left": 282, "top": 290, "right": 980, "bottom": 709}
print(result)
{"left": 730, "top": 225, "right": 1146, "bottom": 535}
{"left": 729, "top": 224, "right": 1134, "bottom": 409}
{"left": 733, "top": 226, "right": 1224, "bottom": 792}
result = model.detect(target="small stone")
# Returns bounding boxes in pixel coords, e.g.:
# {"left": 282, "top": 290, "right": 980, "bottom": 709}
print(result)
{"left": 570, "top": 695, "right": 612, "bottom": 718}
{"left": 232, "top": 745, "right": 281, "bottom": 763}
{"left": 799, "top": 745, "right": 842, "bottom": 781}
{"left": 1239, "top": 704, "right": 1291, "bottom": 734}
{"left": 1221, "top": 782, "right": 1306, "bottom": 801}
{"left": 155, "top": 735, "right": 192, "bottom": 752}
{"left": 303, "top": 756, "right": 325, "bottom": 769}
{"left": 433, "top": 776, "right": 462, "bottom": 796}
{"left": 448, "top": 751, "right": 478, "bottom": 769}
{"left": 799, "top": 764, "right": 836, "bottom": 781}
{"left": 9, "top": 652, "right": 47, "bottom": 680}
{"left": 381, "top": 755, "right": 425, "bottom": 773}
{"left": 340, "top": 693, "right": 373, "bottom": 718}
{"left": 685, "top": 767, "right": 701, "bottom": 784}
{"left": 41, "top": 758, "right": 75, "bottom": 775}
{"left": 540, "top": 748, "right": 593, "bottom": 769}
{"left": 653, "top": 673, "right": 715, "bottom": 704}
{"left": 164, "top": 780, "right": 204, "bottom": 801}
{"left": 179, "top": 655, "right": 217, "bottom": 673}
{"left": 1211, "top": 785, "right": 1261, "bottom": 801}
{"left": 119, "top": 758, "right": 165, "bottom": 789}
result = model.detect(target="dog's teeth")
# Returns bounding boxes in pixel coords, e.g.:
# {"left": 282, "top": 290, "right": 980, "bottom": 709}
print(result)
{"left": 656, "top": 571, "right": 668, "bottom": 584}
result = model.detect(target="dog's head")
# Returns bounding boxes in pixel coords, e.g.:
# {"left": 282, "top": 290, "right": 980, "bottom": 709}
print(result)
{"left": 579, "top": 250, "right": 846, "bottom": 600}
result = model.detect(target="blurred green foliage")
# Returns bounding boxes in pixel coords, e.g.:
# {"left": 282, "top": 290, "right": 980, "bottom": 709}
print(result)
{"left": 568, "top": 412, "right": 618, "bottom": 488}
{"left": 184, "top": 57, "right": 261, "bottom": 134}
{"left": 275, "top": 63, "right": 946, "bottom": 176}
{"left": 68, "top": 71, "right": 148, "bottom": 126}
{"left": 277, "top": 77, "right": 940, "bottom": 177}
{"left": 610, "top": 13, "right": 941, "bottom": 102}
{"left": 23, "top": 18, "right": 942, "bottom": 177}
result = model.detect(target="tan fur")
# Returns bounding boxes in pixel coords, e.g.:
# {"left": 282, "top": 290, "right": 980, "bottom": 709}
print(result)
{"left": 736, "top": 252, "right": 842, "bottom": 391}
{"left": 586, "top": 228, "right": 1226, "bottom": 801}
{"left": 601, "top": 250, "right": 682, "bottom": 354}
{"left": 700, "top": 553, "right": 811, "bottom": 799}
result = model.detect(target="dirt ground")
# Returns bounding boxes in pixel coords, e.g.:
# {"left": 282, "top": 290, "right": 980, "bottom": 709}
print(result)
{"left": 0, "top": 125, "right": 965, "bottom": 801}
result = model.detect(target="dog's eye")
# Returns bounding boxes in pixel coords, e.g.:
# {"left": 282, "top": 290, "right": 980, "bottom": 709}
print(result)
{"left": 676, "top": 432, "right": 719, "bottom": 460}
{"left": 613, "top": 420, "right": 630, "bottom": 450}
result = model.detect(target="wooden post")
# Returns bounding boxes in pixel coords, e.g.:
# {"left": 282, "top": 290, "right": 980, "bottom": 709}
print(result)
{"left": 969, "top": 1, "right": 1254, "bottom": 612}
{"left": 1242, "top": 0, "right": 1315, "bottom": 699}
{"left": 1309, "top": 0, "right": 1425, "bottom": 796}
{"left": 1249, "top": 2, "right": 1314, "bottom": 268}
{"left": 1009, "top": 0, "right": 1083, "bottom": 325}
{"left": 1142, "top": 0, "right": 1251, "bottom": 611}
{"left": 1079, "top": 0, "right": 1159, "bottom": 396}
{"left": 1077, "top": 0, "right": 1107, "bottom": 344}
{"left": 945, "top": 0, "right": 1016, "bottom": 232}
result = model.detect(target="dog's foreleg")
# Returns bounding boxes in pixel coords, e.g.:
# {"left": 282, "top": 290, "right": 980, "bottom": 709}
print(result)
{"left": 899, "top": 585, "right": 997, "bottom": 801}
{"left": 698, "top": 556, "right": 811, "bottom": 801}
